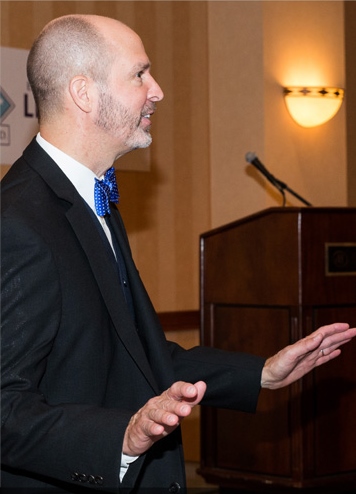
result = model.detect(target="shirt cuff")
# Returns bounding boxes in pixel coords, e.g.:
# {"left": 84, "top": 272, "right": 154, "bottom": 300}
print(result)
{"left": 120, "top": 452, "right": 139, "bottom": 482}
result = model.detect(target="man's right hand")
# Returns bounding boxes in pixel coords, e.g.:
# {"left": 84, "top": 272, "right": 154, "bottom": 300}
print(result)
{"left": 123, "top": 381, "right": 207, "bottom": 456}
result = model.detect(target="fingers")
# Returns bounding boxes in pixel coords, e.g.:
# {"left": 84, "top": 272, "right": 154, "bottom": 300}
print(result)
{"left": 293, "top": 323, "right": 354, "bottom": 357}
{"left": 150, "top": 380, "right": 207, "bottom": 426}
{"left": 123, "top": 381, "right": 207, "bottom": 456}
{"left": 166, "top": 380, "right": 207, "bottom": 406}
{"left": 307, "top": 323, "right": 355, "bottom": 354}
{"left": 310, "top": 322, "right": 351, "bottom": 342}
{"left": 315, "top": 348, "right": 341, "bottom": 366}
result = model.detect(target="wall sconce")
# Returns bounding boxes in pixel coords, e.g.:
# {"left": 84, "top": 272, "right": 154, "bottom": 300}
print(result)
{"left": 283, "top": 87, "right": 344, "bottom": 128}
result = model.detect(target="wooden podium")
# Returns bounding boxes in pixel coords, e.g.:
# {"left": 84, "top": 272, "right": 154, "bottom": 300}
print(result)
{"left": 199, "top": 207, "right": 356, "bottom": 492}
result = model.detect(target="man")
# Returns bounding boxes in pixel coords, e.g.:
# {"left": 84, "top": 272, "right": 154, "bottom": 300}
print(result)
{"left": 1, "top": 14, "right": 355, "bottom": 493}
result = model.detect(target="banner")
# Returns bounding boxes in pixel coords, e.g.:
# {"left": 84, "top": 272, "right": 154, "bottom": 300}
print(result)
{"left": 0, "top": 47, "right": 38, "bottom": 165}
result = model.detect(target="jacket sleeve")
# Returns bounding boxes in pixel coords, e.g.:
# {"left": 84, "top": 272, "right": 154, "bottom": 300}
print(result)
{"left": 167, "top": 340, "right": 265, "bottom": 413}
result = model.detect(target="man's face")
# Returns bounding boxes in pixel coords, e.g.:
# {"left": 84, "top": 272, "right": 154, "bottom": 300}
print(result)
{"left": 94, "top": 31, "right": 163, "bottom": 155}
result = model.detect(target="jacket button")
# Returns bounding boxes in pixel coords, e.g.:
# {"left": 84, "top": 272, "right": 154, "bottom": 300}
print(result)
{"left": 95, "top": 476, "right": 104, "bottom": 485}
{"left": 168, "top": 482, "right": 181, "bottom": 493}
{"left": 71, "top": 472, "right": 79, "bottom": 482}
{"left": 78, "top": 473, "right": 87, "bottom": 482}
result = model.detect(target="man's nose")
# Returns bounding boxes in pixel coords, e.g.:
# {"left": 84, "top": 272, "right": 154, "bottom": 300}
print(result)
{"left": 148, "top": 75, "right": 164, "bottom": 102}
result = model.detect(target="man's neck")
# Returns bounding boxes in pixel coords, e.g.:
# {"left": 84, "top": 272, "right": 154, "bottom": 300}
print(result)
{"left": 39, "top": 125, "right": 115, "bottom": 177}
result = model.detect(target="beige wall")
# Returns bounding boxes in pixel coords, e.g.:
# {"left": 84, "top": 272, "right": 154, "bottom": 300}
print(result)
{"left": 263, "top": 1, "right": 347, "bottom": 209}
{"left": 208, "top": 1, "right": 347, "bottom": 228}
{"left": 1, "top": 1, "right": 352, "bottom": 313}
{"left": 208, "top": 2, "right": 266, "bottom": 225}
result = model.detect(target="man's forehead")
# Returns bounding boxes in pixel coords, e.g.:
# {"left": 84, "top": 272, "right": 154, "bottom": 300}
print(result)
{"left": 108, "top": 32, "right": 149, "bottom": 62}
{"left": 111, "top": 41, "right": 151, "bottom": 72}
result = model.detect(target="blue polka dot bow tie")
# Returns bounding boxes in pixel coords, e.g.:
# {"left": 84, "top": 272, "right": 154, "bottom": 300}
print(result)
{"left": 94, "top": 167, "right": 120, "bottom": 217}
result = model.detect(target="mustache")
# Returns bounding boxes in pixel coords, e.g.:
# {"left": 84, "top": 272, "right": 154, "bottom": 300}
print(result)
{"left": 141, "top": 103, "right": 157, "bottom": 117}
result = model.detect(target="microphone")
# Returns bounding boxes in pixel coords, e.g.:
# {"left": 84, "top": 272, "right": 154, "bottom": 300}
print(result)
{"left": 245, "top": 152, "right": 312, "bottom": 207}
{"left": 245, "top": 152, "right": 285, "bottom": 190}
{"left": 245, "top": 152, "right": 268, "bottom": 171}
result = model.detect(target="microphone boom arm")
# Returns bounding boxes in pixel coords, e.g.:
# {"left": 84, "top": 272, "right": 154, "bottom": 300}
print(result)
{"left": 274, "top": 178, "right": 312, "bottom": 207}
{"left": 245, "top": 152, "right": 312, "bottom": 207}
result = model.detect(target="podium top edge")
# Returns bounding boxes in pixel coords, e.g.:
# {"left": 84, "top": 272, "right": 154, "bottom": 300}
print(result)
{"left": 200, "top": 206, "right": 356, "bottom": 239}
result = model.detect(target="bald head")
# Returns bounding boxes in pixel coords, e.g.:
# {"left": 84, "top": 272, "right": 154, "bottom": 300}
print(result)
{"left": 27, "top": 15, "right": 138, "bottom": 123}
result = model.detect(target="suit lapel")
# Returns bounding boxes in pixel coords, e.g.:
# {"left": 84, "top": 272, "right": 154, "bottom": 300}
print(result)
{"left": 109, "top": 206, "right": 177, "bottom": 390}
{"left": 24, "top": 139, "right": 160, "bottom": 394}
{"left": 65, "top": 203, "right": 160, "bottom": 391}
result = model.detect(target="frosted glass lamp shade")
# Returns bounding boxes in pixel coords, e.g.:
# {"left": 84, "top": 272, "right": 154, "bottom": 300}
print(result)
{"left": 283, "top": 87, "right": 344, "bottom": 128}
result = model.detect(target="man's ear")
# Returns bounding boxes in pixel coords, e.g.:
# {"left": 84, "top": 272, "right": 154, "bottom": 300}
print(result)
{"left": 69, "top": 75, "right": 93, "bottom": 113}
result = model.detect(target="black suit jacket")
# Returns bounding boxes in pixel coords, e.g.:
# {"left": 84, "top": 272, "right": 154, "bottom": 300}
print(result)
{"left": 1, "top": 138, "right": 265, "bottom": 493}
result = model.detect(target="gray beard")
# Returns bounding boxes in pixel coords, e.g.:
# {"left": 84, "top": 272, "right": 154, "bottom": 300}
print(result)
{"left": 95, "top": 90, "right": 152, "bottom": 150}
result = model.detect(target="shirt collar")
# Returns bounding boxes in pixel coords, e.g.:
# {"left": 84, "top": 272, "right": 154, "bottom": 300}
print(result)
{"left": 36, "top": 133, "right": 99, "bottom": 215}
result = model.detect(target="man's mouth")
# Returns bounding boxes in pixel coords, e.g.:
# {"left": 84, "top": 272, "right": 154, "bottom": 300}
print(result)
{"left": 140, "top": 112, "right": 153, "bottom": 128}
{"left": 142, "top": 104, "right": 156, "bottom": 119}
{"left": 139, "top": 103, "right": 156, "bottom": 129}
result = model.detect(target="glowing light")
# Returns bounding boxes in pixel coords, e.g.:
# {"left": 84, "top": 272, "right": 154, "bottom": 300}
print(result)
{"left": 283, "top": 87, "right": 344, "bottom": 128}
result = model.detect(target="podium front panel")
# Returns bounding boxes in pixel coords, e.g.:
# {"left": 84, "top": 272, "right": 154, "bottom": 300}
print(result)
{"left": 199, "top": 208, "right": 356, "bottom": 492}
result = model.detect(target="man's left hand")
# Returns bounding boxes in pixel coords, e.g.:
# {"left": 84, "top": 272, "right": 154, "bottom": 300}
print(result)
{"left": 261, "top": 322, "right": 356, "bottom": 390}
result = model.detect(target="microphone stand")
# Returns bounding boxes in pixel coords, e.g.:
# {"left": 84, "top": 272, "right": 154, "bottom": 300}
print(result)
{"left": 248, "top": 155, "right": 312, "bottom": 207}
{"left": 273, "top": 178, "right": 312, "bottom": 207}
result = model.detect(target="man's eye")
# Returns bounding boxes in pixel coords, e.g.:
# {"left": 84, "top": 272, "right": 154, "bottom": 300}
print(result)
{"left": 136, "top": 71, "right": 144, "bottom": 79}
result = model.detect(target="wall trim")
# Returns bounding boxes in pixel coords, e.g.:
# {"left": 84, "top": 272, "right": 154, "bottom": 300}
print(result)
{"left": 158, "top": 310, "right": 200, "bottom": 332}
